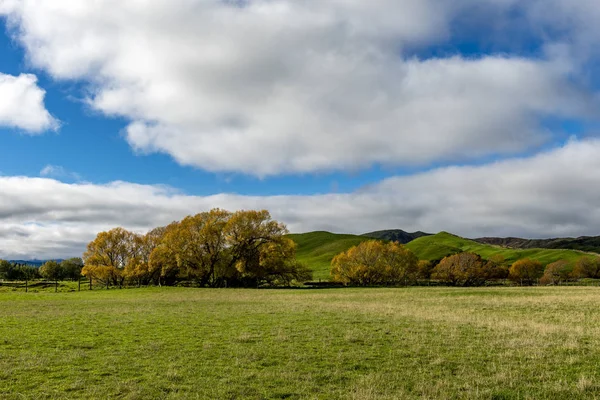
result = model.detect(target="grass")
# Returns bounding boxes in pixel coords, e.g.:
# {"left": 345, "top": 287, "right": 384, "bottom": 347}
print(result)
{"left": 406, "top": 232, "right": 595, "bottom": 265}
{"left": 289, "top": 231, "right": 371, "bottom": 280}
{"left": 2, "top": 287, "right": 600, "bottom": 399}
{"left": 0, "top": 280, "right": 85, "bottom": 293}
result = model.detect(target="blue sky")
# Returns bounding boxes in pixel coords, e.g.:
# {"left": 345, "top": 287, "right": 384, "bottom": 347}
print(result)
{"left": 0, "top": 0, "right": 599, "bottom": 259}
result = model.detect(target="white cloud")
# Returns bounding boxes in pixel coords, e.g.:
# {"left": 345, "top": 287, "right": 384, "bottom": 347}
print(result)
{"left": 39, "top": 165, "right": 81, "bottom": 181}
{"left": 2, "top": 138, "right": 600, "bottom": 259}
{"left": 0, "top": 73, "right": 58, "bottom": 133}
{"left": 1, "top": 1, "right": 596, "bottom": 175}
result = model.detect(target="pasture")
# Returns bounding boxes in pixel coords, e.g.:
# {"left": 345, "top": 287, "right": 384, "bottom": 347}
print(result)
{"left": 1, "top": 287, "right": 600, "bottom": 399}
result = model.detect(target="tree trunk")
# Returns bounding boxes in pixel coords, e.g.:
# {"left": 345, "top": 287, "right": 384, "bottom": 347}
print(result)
{"left": 89, "top": 276, "right": 92, "bottom": 290}
{"left": 25, "top": 277, "right": 28, "bottom": 293}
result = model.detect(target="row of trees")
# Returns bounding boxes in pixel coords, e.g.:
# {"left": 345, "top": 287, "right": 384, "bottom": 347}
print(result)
{"left": 0, "top": 260, "right": 40, "bottom": 281}
{"left": 39, "top": 258, "right": 84, "bottom": 282}
{"left": 1, "top": 258, "right": 84, "bottom": 282}
{"left": 82, "top": 209, "right": 311, "bottom": 288}
{"left": 330, "top": 241, "right": 600, "bottom": 287}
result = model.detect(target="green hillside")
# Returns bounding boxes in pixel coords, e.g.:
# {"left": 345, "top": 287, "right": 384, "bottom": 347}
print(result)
{"left": 290, "top": 231, "right": 597, "bottom": 282}
{"left": 288, "top": 231, "right": 371, "bottom": 280}
{"left": 406, "top": 232, "right": 594, "bottom": 266}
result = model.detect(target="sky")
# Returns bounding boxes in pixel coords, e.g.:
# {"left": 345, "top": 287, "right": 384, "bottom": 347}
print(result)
{"left": 0, "top": 0, "right": 600, "bottom": 259}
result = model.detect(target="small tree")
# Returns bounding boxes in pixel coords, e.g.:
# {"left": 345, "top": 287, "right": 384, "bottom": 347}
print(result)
{"left": 431, "top": 252, "right": 501, "bottom": 287}
{"left": 40, "top": 260, "right": 63, "bottom": 292}
{"left": 540, "top": 260, "right": 571, "bottom": 285}
{"left": 331, "top": 241, "right": 418, "bottom": 286}
{"left": 572, "top": 257, "right": 600, "bottom": 280}
{"left": 0, "top": 259, "right": 11, "bottom": 280}
{"left": 508, "top": 259, "right": 544, "bottom": 286}
{"left": 61, "top": 258, "right": 84, "bottom": 281}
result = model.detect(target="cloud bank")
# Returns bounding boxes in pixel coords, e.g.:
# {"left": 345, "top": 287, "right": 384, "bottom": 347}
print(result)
{"left": 2, "top": 139, "right": 600, "bottom": 259}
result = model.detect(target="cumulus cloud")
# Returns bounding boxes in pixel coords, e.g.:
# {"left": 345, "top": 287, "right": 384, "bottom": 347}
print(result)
{"left": 1, "top": 1, "right": 597, "bottom": 175}
{"left": 2, "top": 139, "right": 600, "bottom": 259}
{"left": 0, "top": 72, "right": 58, "bottom": 133}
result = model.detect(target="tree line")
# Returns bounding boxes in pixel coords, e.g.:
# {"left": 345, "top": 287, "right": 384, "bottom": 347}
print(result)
{"left": 81, "top": 209, "right": 311, "bottom": 288}
{"left": 330, "top": 240, "right": 600, "bottom": 287}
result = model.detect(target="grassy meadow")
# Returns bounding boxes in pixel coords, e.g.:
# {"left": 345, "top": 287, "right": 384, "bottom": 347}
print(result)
{"left": 2, "top": 287, "right": 600, "bottom": 399}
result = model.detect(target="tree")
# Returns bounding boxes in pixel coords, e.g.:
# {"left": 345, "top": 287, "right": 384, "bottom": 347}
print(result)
{"left": 83, "top": 227, "right": 137, "bottom": 288}
{"left": 61, "top": 258, "right": 84, "bottom": 281}
{"left": 417, "top": 260, "right": 435, "bottom": 281}
{"left": 40, "top": 260, "right": 63, "bottom": 292}
{"left": 237, "top": 237, "right": 311, "bottom": 286}
{"left": 123, "top": 227, "right": 167, "bottom": 286}
{"left": 226, "top": 210, "right": 305, "bottom": 286}
{"left": 508, "top": 259, "right": 544, "bottom": 286}
{"left": 540, "top": 260, "right": 571, "bottom": 285}
{"left": 572, "top": 257, "right": 600, "bottom": 280}
{"left": 159, "top": 209, "right": 233, "bottom": 286}
{"left": 148, "top": 223, "right": 180, "bottom": 286}
{"left": 0, "top": 259, "right": 11, "bottom": 280}
{"left": 331, "top": 241, "right": 418, "bottom": 286}
{"left": 431, "top": 252, "right": 501, "bottom": 286}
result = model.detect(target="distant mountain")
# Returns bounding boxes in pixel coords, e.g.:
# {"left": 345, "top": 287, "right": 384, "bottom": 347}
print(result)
{"left": 474, "top": 236, "right": 600, "bottom": 254}
{"left": 362, "top": 229, "right": 432, "bottom": 244}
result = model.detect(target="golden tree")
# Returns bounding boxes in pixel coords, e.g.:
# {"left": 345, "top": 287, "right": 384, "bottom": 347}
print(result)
{"left": 82, "top": 227, "right": 138, "bottom": 288}
{"left": 508, "top": 258, "right": 544, "bottom": 286}
{"left": 540, "top": 260, "right": 571, "bottom": 285}
{"left": 331, "top": 241, "right": 418, "bottom": 286}
{"left": 572, "top": 257, "right": 600, "bottom": 279}
{"left": 432, "top": 252, "right": 489, "bottom": 286}
{"left": 143, "top": 209, "right": 307, "bottom": 287}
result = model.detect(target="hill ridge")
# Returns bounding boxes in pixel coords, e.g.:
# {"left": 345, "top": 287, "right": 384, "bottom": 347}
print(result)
{"left": 362, "top": 229, "right": 432, "bottom": 243}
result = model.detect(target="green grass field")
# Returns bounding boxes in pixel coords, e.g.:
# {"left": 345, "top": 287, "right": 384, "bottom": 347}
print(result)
{"left": 2, "top": 287, "right": 600, "bottom": 399}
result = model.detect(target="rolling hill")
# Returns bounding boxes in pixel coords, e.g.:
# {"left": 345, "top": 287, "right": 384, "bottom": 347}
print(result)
{"left": 290, "top": 231, "right": 597, "bottom": 281}
{"left": 406, "top": 232, "right": 594, "bottom": 265}
{"left": 288, "top": 231, "right": 371, "bottom": 280}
